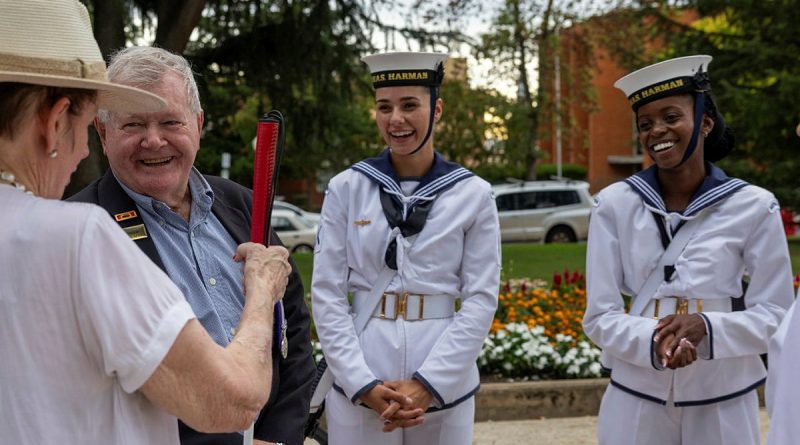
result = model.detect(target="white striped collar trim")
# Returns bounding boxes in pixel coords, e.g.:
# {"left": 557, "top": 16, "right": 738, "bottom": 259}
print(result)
{"left": 623, "top": 164, "right": 748, "bottom": 218}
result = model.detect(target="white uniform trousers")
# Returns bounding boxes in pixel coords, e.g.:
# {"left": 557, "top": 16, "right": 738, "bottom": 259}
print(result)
{"left": 326, "top": 389, "right": 475, "bottom": 445}
{"left": 598, "top": 384, "right": 760, "bottom": 445}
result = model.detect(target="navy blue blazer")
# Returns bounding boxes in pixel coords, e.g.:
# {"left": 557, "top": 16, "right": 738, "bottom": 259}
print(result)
{"left": 69, "top": 170, "right": 315, "bottom": 445}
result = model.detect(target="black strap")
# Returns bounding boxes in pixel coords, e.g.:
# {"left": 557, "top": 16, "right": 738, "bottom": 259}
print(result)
{"left": 379, "top": 189, "right": 435, "bottom": 270}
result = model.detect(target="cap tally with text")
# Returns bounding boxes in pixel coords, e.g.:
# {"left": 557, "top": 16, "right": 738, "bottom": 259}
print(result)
{"left": 362, "top": 52, "right": 448, "bottom": 89}
{"left": 614, "top": 55, "right": 712, "bottom": 111}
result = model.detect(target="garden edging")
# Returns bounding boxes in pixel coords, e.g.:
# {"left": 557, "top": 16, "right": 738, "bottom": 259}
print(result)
{"left": 474, "top": 378, "right": 607, "bottom": 421}
{"left": 474, "top": 379, "right": 767, "bottom": 422}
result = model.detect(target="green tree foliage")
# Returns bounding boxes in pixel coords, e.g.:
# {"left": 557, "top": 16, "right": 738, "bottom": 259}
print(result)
{"left": 188, "top": 0, "right": 380, "bottom": 195}
{"left": 435, "top": 80, "right": 510, "bottom": 168}
{"left": 641, "top": 1, "right": 800, "bottom": 208}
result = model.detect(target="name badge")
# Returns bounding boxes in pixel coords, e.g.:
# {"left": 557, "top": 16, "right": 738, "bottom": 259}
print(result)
{"left": 123, "top": 224, "right": 148, "bottom": 241}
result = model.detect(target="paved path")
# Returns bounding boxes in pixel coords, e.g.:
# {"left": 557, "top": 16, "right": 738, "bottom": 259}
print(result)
{"left": 472, "top": 409, "right": 770, "bottom": 444}
{"left": 306, "top": 408, "right": 769, "bottom": 444}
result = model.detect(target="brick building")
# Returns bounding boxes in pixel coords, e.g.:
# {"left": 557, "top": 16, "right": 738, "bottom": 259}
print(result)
{"left": 537, "top": 11, "right": 697, "bottom": 193}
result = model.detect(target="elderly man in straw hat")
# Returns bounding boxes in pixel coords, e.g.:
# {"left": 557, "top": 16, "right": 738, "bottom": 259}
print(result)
{"left": 69, "top": 46, "right": 316, "bottom": 445}
{"left": 0, "top": 1, "right": 292, "bottom": 444}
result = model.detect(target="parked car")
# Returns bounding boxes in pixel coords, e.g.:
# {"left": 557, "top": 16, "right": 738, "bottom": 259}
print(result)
{"left": 492, "top": 180, "right": 592, "bottom": 243}
{"left": 274, "top": 200, "right": 320, "bottom": 224}
{"left": 271, "top": 209, "right": 317, "bottom": 253}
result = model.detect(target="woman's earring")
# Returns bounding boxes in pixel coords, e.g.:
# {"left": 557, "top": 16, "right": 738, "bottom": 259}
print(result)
{"left": 48, "top": 150, "right": 58, "bottom": 159}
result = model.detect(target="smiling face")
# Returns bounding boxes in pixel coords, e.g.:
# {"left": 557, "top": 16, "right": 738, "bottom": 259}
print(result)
{"left": 375, "top": 86, "right": 441, "bottom": 156}
{"left": 636, "top": 94, "right": 713, "bottom": 170}
{"left": 98, "top": 71, "right": 203, "bottom": 204}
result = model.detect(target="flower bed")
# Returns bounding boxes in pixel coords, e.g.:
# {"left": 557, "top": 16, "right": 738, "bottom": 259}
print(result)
{"left": 479, "top": 270, "right": 603, "bottom": 379}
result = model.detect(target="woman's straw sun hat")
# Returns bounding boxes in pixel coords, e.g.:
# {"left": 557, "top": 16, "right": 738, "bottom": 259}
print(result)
{"left": 0, "top": 0, "right": 164, "bottom": 112}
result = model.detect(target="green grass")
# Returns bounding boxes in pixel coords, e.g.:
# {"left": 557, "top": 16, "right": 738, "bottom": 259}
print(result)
{"left": 291, "top": 239, "right": 800, "bottom": 293}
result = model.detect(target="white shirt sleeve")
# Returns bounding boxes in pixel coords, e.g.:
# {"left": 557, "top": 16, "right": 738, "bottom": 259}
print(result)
{"left": 74, "top": 208, "right": 195, "bottom": 393}
{"left": 700, "top": 197, "right": 793, "bottom": 360}
{"left": 312, "top": 180, "right": 379, "bottom": 402}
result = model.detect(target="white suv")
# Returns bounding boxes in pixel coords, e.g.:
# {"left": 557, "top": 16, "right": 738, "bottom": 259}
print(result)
{"left": 492, "top": 180, "right": 592, "bottom": 243}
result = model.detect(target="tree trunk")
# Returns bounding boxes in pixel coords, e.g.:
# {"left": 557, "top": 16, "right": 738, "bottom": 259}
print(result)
{"left": 155, "top": 0, "right": 207, "bottom": 52}
{"left": 91, "top": 0, "right": 126, "bottom": 58}
{"left": 512, "top": 0, "right": 538, "bottom": 181}
{"left": 529, "top": 0, "right": 555, "bottom": 182}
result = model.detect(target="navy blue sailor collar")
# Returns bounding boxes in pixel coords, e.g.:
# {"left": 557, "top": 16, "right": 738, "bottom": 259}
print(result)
{"left": 624, "top": 162, "right": 748, "bottom": 218}
{"left": 351, "top": 148, "right": 473, "bottom": 211}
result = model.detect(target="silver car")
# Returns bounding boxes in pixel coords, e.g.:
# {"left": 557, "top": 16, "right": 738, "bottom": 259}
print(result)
{"left": 271, "top": 209, "right": 317, "bottom": 253}
{"left": 492, "top": 180, "right": 592, "bottom": 243}
{"left": 274, "top": 200, "right": 320, "bottom": 225}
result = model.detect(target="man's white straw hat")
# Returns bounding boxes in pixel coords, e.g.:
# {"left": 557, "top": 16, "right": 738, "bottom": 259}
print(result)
{"left": 0, "top": 0, "right": 164, "bottom": 112}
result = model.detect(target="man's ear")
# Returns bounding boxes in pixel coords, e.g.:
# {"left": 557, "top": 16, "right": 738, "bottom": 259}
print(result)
{"left": 40, "top": 97, "right": 71, "bottom": 156}
{"left": 196, "top": 111, "right": 204, "bottom": 135}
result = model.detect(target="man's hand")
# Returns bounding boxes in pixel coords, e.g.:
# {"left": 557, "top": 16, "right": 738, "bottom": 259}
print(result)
{"left": 380, "top": 379, "right": 434, "bottom": 432}
{"left": 234, "top": 243, "right": 291, "bottom": 306}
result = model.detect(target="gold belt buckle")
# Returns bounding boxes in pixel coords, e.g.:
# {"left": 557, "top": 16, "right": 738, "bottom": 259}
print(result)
{"left": 379, "top": 292, "right": 399, "bottom": 320}
{"left": 380, "top": 292, "right": 426, "bottom": 320}
{"left": 675, "top": 297, "right": 689, "bottom": 315}
{"left": 403, "top": 293, "right": 425, "bottom": 320}
{"left": 653, "top": 297, "right": 701, "bottom": 319}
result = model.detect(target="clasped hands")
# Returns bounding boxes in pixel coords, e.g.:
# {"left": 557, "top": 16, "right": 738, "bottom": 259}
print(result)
{"left": 359, "top": 379, "right": 434, "bottom": 432}
{"left": 653, "top": 314, "right": 707, "bottom": 369}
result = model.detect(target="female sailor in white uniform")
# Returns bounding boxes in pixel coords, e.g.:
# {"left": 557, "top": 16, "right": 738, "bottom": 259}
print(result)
{"left": 582, "top": 55, "right": 794, "bottom": 445}
{"left": 311, "top": 52, "right": 501, "bottom": 444}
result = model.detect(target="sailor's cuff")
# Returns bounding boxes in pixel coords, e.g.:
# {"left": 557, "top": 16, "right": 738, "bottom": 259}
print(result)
{"left": 697, "top": 313, "right": 713, "bottom": 360}
{"left": 413, "top": 371, "right": 445, "bottom": 408}
{"left": 349, "top": 379, "right": 381, "bottom": 405}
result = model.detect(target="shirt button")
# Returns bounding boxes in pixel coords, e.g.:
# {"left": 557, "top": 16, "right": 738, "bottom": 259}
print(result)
{"left": 208, "top": 277, "right": 217, "bottom": 286}
{"left": 230, "top": 327, "right": 236, "bottom": 336}
{"left": 159, "top": 220, "right": 165, "bottom": 226}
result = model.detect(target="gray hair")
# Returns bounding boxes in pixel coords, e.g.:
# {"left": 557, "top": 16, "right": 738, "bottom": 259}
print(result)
{"left": 98, "top": 46, "right": 201, "bottom": 122}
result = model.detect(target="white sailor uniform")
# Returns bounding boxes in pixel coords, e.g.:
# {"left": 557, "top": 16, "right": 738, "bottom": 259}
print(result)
{"left": 311, "top": 150, "right": 501, "bottom": 444}
{"left": 583, "top": 164, "right": 794, "bottom": 445}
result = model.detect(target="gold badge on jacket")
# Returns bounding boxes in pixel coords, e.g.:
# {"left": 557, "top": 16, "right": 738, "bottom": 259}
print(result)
{"left": 123, "top": 224, "right": 148, "bottom": 241}
{"left": 354, "top": 219, "right": 371, "bottom": 226}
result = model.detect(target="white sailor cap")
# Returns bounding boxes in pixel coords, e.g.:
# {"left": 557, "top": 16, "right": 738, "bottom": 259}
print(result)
{"left": 361, "top": 51, "right": 448, "bottom": 89}
{"left": 614, "top": 55, "right": 713, "bottom": 111}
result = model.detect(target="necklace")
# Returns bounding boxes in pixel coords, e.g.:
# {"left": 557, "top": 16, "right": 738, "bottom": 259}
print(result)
{"left": 0, "top": 169, "right": 34, "bottom": 196}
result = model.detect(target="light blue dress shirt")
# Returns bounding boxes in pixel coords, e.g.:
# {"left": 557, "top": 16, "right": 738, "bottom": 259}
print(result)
{"left": 118, "top": 168, "right": 244, "bottom": 346}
